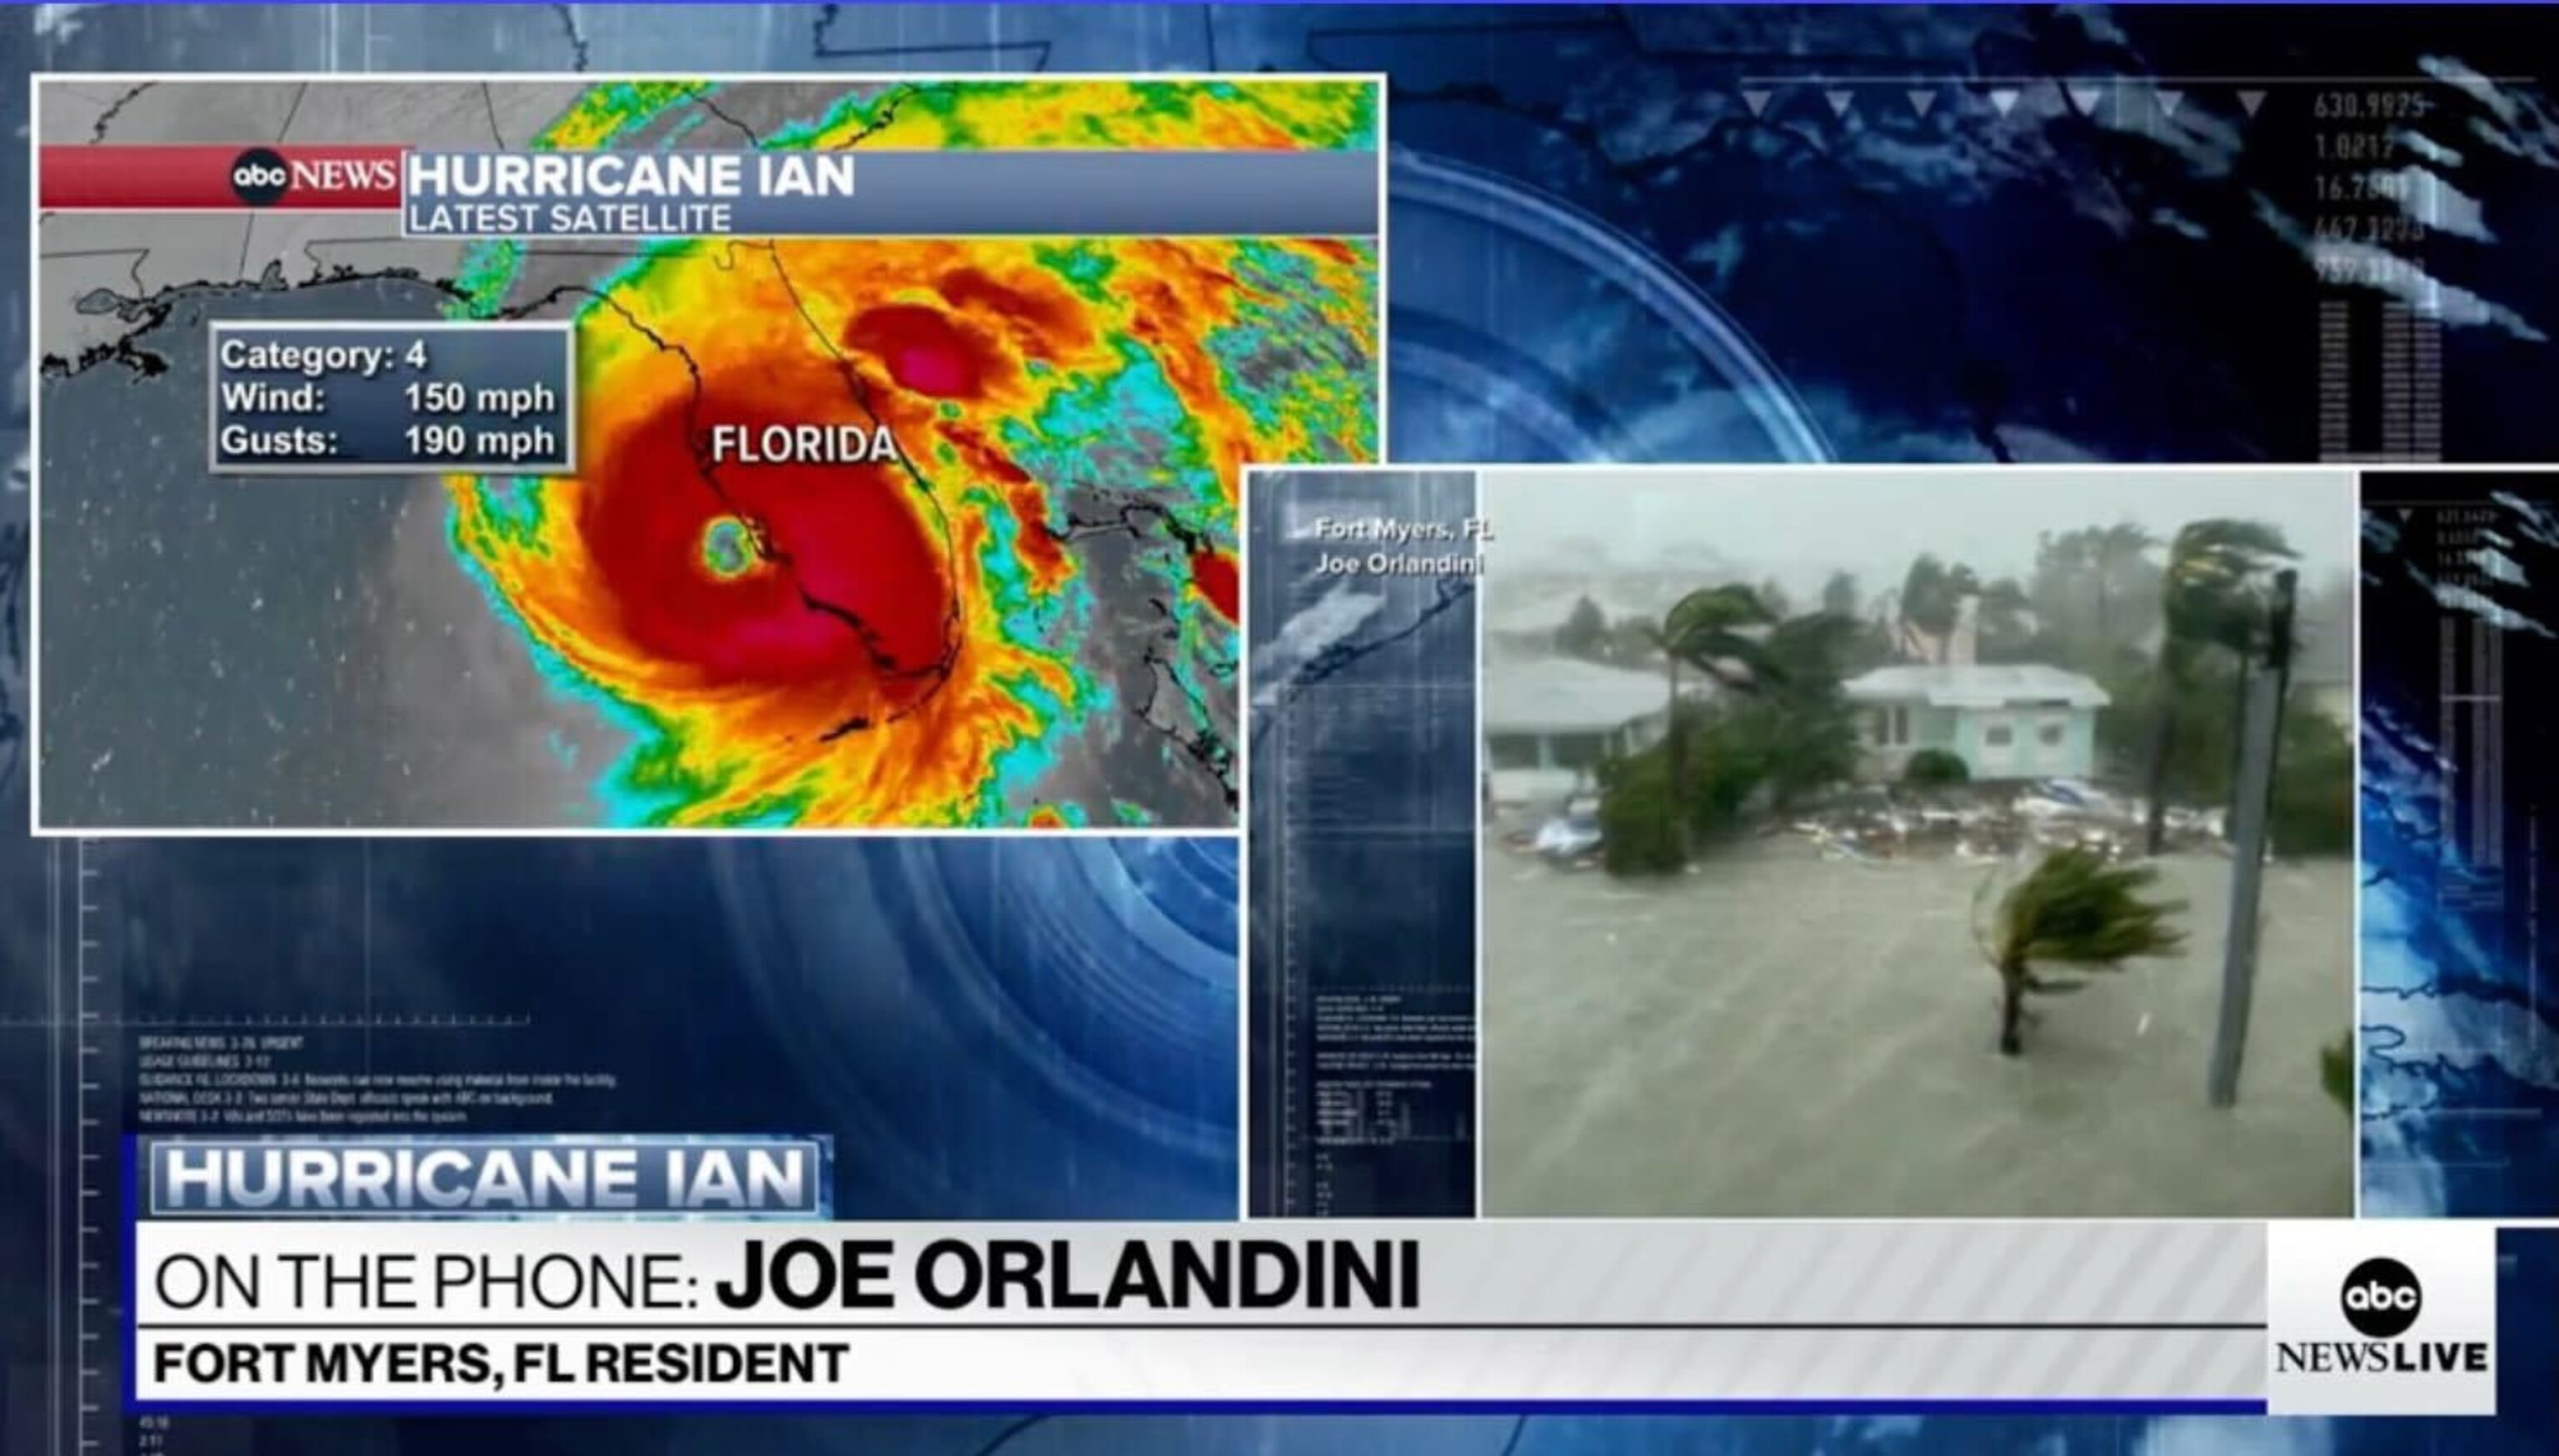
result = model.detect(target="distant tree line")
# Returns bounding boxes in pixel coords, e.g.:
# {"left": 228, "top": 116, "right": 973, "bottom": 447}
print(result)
{"left": 1535, "top": 516, "right": 2352, "bottom": 872}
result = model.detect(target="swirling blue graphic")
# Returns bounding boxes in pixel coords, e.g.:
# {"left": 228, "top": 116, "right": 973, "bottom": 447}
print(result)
{"left": 1388, "top": 151, "right": 1830, "bottom": 466}
{"left": 711, "top": 837, "right": 1240, "bottom": 1217}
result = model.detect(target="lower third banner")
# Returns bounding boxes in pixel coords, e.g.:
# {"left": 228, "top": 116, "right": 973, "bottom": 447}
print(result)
{"left": 125, "top": 1205, "right": 2505, "bottom": 1414}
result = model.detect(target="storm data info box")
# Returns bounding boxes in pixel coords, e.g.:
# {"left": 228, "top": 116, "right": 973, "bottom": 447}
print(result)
{"left": 207, "top": 322, "right": 575, "bottom": 474}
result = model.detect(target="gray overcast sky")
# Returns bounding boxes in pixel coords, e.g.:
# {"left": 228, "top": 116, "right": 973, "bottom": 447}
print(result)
{"left": 1478, "top": 466, "right": 2356, "bottom": 596}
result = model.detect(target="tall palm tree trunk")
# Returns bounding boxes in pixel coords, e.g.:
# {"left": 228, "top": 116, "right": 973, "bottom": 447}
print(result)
{"left": 1666, "top": 656, "right": 1689, "bottom": 856}
{"left": 1999, "top": 956, "right": 2028, "bottom": 1056}
{"left": 2142, "top": 702, "right": 2173, "bottom": 856}
{"left": 2143, "top": 646, "right": 2183, "bottom": 855}
{"left": 1666, "top": 656, "right": 1684, "bottom": 793}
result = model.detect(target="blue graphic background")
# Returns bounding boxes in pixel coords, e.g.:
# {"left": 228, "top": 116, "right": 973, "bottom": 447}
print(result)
{"left": 2358, "top": 476, "right": 2559, "bottom": 1219}
{"left": 1247, "top": 469, "right": 1479, "bottom": 1216}
{"left": 2, "top": 3, "right": 2557, "bottom": 1453}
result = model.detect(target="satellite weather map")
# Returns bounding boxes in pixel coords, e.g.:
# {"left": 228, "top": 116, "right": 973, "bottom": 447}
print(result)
{"left": 34, "top": 76, "right": 1381, "bottom": 830}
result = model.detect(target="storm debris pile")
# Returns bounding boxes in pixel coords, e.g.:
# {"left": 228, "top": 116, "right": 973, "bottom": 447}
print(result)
{"left": 1786, "top": 781, "right": 2229, "bottom": 865}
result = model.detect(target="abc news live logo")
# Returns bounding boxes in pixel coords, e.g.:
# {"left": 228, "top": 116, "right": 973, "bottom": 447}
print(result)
{"left": 2273, "top": 1257, "right": 2491, "bottom": 1377}
{"left": 228, "top": 147, "right": 400, "bottom": 207}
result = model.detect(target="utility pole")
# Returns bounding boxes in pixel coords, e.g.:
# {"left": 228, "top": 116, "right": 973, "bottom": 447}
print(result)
{"left": 2208, "top": 570, "right": 2298, "bottom": 1107}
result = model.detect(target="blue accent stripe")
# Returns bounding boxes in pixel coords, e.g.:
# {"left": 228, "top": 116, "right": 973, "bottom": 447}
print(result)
{"left": 129, "top": 1399, "right": 2269, "bottom": 1419}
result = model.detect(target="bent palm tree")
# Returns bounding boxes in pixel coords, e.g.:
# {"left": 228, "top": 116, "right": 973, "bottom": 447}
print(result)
{"left": 1655, "top": 584, "right": 1782, "bottom": 691}
{"left": 1974, "top": 849, "right": 2187, "bottom": 1056}
{"left": 2142, "top": 521, "right": 2295, "bottom": 853}
{"left": 1761, "top": 608, "right": 1861, "bottom": 687}
{"left": 1650, "top": 585, "right": 1781, "bottom": 830}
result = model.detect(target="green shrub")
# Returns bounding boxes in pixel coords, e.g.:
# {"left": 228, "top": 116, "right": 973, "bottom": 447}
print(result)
{"left": 1724, "top": 694, "right": 1858, "bottom": 810}
{"left": 1684, "top": 729, "right": 1768, "bottom": 836}
{"left": 1903, "top": 748, "right": 1970, "bottom": 787}
{"left": 1593, "top": 681, "right": 1860, "bottom": 875}
{"left": 1596, "top": 750, "right": 1687, "bottom": 875}
{"left": 2321, "top": 1033, "right": 2354, "bottom": 1111}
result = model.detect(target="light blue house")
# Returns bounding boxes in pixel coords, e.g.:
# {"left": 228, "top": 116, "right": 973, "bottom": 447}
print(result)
{"left": 1483, "top": 655, "right": 1714, "bottom": 808}
{"left": 1843, "top": 664, "right": 2110, "bottom": 784}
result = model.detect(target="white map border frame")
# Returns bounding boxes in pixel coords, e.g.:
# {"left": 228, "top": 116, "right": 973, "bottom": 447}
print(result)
{"left": 26, "top": 69, "right": 1391, "bottom": 841}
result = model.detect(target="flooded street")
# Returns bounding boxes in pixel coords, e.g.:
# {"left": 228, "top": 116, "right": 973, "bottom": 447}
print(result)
{"left": 1482, "top": 840, "right": 2356, "bottom": 1217}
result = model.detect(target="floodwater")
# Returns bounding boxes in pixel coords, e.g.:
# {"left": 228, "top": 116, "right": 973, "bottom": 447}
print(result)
{"left": 1481, "top": 839, "right": 2356, "bottom": 1218}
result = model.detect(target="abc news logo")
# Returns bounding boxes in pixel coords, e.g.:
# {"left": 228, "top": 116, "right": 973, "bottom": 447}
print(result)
{"left": 228, "top": 147, "right": 400, "bottom": 207}
{"left": 2272, "top": 1257, "right": 2490, "bottom": 1377}
{"left": 228, "top": 147, "right": 292, "bottom": 207}
{"left": 2342, "top": 1257, "right": 2422, "bottom": 1338}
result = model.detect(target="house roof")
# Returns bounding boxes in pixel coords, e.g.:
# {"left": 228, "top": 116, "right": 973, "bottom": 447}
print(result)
{"left": 1843, "top": 663, "right": 2111, "bottom": 710}
{"left": 1484, "top": 656, "right": 1703, "bottom": 734}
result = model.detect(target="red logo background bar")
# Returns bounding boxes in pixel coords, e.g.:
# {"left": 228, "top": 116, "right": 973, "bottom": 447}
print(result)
{"left": 40, "top": 145, "right": 406, "bottom": 211}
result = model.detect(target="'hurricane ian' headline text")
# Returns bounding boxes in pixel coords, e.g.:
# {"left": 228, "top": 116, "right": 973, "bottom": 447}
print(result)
{"left": 402, "top": 150, "right": 855, "bottom": 237}
{"left": 150, "top": 1136, "right": 834, "bottom": 1216}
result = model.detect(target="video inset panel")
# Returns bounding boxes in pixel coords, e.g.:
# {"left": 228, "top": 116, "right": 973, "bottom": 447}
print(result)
{"left": 32, "top": 76, "right": 1383, "bottom": 831}
{"left": 1247, "top": 465, "right": 2359, "bottom": 1219}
